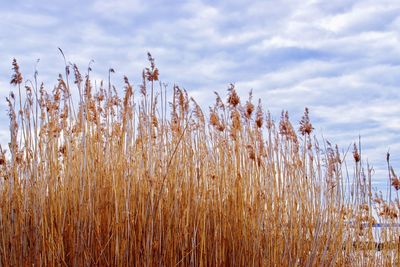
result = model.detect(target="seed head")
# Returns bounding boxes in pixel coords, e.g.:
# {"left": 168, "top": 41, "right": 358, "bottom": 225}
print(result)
{"left": 10, "top": 59, "right": 23, "bottom": 85}
{"left": 145, "top": 52, "right": 159, "bottom": 81}
{"left": 245, "top": 102, "right": 254, "bottom": 119}
{"left": 299, "top": 107, "right": 313, "bottom": 135}
{"left": 231, "top": 109, "right": 241, "bottom": 130}
{"left": 245, "top": 90, "right": 254, "bottom": 119}
{"left": 391, "top": 167, "right": 400, "bottom": 191}
{"left": 210, "top": 110, "right": 219, "bottom": 127}
{"left": 353, "top": 143, "right": 360, "bottom": 163}
{"left": 227, "top": 84, "right": 240, "bottom": 107}
{"left": 255, "top": 99, "right": 263, "bottom": 128}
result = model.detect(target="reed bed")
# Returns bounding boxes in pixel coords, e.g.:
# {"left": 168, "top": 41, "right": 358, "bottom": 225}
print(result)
{"left": 0, "top": 54, "right": 399, "bottom": 266}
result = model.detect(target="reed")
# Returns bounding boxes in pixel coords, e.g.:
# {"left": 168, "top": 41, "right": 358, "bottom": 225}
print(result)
{"left": 0, "top": 54, "right": 399, "bottom": 266}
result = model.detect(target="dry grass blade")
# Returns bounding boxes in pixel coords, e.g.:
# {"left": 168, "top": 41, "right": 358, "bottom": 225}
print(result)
{"left": 0, "top": 57, "right": 398, "bottom": 266}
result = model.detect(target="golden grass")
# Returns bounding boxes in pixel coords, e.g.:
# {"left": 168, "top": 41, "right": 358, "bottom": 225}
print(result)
{"left": 0, "top": 54, "right": 399, "bottom": 266}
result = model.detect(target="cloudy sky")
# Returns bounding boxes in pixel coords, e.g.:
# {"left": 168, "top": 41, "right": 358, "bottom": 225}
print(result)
{"left": 1, "top": 0, "right": 400, "bottom": 191}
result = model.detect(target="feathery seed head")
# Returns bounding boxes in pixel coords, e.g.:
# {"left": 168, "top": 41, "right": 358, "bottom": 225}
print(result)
{"left": 10, "top": 59, "right": 23, "bottom": 85}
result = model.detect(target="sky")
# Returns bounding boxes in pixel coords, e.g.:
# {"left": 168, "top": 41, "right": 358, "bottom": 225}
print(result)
{"left": 0, "top": 0, "right": 400, "bottom": 192}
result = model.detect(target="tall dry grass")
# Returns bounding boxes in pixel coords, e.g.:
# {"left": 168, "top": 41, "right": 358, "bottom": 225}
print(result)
{"left": 0, "top": 53, "right": 399, "bottom": 266}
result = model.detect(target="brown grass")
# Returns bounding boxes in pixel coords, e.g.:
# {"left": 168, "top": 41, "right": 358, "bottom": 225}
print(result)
{"left": 0, "top": 54, "right": 399, "bottom": 266}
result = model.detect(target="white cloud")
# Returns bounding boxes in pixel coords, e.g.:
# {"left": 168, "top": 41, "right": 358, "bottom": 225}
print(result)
{"left": 92, "top": 0, "right": 147, "bottom": 16}
{"left": 0, "top": 11, "right": 58, "bottom": 28}
{"left": 0, "top": 0, "right": 399, "bottom": 184}
{"left": 319, "top": 4, "right": 400, "bottom": 33}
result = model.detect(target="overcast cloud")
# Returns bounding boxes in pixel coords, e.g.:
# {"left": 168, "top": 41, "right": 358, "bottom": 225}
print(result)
{"left": 1, "top": 0, "right": 400, "bottom": 191}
